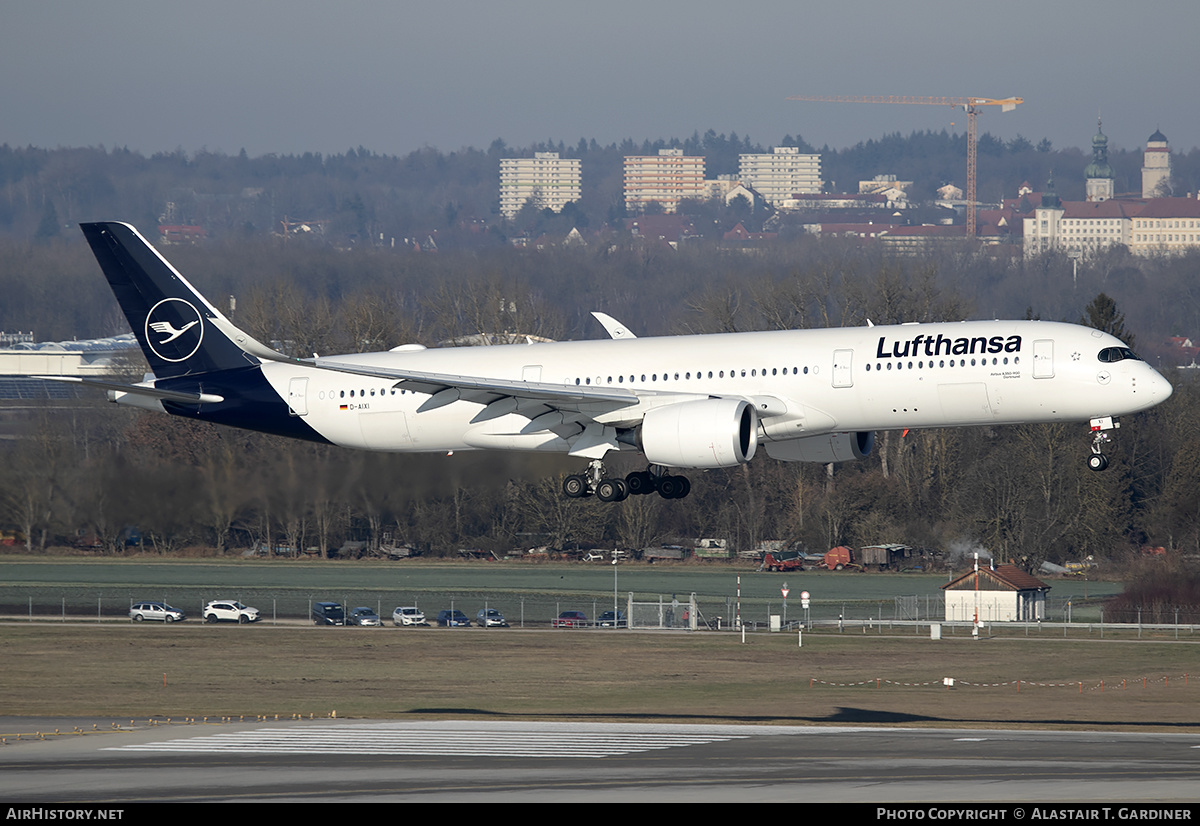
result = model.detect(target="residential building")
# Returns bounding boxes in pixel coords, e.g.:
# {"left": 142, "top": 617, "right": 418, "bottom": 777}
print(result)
{"left": 625, "top": 214, "right": 699, "bottom": 249}
{"left": 784, "top": 192, "right": 895, "bottom": 211}
{"left": 1128, "top": 198, "right": 1200, "bottom": 255}
{"left": 499, "top": 152, "right": 582, "bottom": 219}
{"left": 704, "top": 174, "right": 746, "bottom": 203}
{"left": 859, "top": 174, "right": 913, "bottom": 197}
{"left": 737, "top": 146, "right": 821, "bottom": 209}
{"left": 623, "top": 149, "right": 706, "bottom": 213}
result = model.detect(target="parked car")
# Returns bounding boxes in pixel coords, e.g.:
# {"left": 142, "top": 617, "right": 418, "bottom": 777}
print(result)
{"left": 312, "top": 602, "right": 346, "bottom": 626}
{"left": 476, "top": 608, "right": 509, "bottom": 627}
{"left": 552, "top": 610, "right": 589, "bottom": 628}
{"left": 203, "top": 600, "right": 260, "bottom": 624}
{"left": 436, "top": 609, "right": 471, "bottom": 627}
{"left": 392, "top": 606, "right": 427, "bottom": 627}
{"left": 129, "top": 601, "right": 185, "bottom": 623}
{"left": 348, "top": 607, "right": 382, "bottom": 626}
{"left": 596, "top": 610, "right": 627, "bottom": 628}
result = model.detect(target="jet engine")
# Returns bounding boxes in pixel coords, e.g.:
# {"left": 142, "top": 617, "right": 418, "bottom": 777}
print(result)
{"left": 763, "top": 431, "right": 875, "bottom": 463}
{"left": 639, "top": 398, "right": 757, "bottom": 468}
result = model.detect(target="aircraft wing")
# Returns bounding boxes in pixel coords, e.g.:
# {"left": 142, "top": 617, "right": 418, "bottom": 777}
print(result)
{"left": 296, "top": 355, "right": 716, "bottom": 458}
{"left": 306, "top": 356, "right": 637, "bottom": 408}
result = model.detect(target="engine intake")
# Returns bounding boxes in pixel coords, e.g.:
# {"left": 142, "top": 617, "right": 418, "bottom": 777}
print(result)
{"left": 640, "top": 398, "right": 757, "bottom": 468}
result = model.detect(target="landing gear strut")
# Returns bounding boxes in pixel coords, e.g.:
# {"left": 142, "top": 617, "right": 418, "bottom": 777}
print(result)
{"left": 1087, "top": 416, "right": 1119, "bottom": 472}
{"left": 562, "top": 462, "right": 691, "bottom": 501}
{"left": 563, "top": 460, "right": 629, "bottom": 502}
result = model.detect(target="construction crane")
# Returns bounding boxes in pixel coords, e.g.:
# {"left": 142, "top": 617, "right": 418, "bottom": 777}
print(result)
{"left": 788, "top": 95, "right": 1023, "bottom": 238}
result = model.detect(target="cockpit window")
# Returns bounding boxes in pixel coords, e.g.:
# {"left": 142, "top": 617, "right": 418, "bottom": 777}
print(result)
{"left": 1097, "top": 347, "right": 1141, "bottom": 363}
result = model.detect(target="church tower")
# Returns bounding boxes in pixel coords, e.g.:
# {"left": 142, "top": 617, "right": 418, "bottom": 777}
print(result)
{"left": 1142, "top": 129, "right": 1171, "bottom": 198}
{"left": 1085, "top": 119, "right": 1115, "bottom": 202}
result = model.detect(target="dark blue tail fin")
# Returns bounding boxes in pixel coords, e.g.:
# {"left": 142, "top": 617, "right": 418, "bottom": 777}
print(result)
{"left": 81, "top": 222, "right": 268, "bottom": 379}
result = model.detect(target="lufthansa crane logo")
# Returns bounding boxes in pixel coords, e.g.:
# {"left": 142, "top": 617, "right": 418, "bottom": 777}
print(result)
{"left": 145, "top": 298, "right": 204, "bottom": 363}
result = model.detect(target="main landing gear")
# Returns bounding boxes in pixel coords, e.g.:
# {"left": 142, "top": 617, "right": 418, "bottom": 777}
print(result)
{"left": 1087, "top": 416, "right": 1119, "bottom": 472}
{"left": 563, "top": 461, "right": 691, "bottom": 502}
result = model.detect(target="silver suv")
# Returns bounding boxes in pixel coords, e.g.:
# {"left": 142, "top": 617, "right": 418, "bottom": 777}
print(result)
{"left": 203, "top": 600, "right": 260, "bottom": 624}
{"left": 392, "top": 606, "right": 427, "bottom": 626}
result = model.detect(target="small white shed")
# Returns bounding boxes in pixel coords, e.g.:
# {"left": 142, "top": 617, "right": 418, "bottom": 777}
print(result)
{"left": 941, "top": 563, "right": 1050, "bottom": 622}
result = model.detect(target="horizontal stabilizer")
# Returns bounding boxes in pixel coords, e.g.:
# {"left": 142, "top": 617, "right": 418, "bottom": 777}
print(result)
{"left": 35, "top": 376, "right": 224, "bottom": 404}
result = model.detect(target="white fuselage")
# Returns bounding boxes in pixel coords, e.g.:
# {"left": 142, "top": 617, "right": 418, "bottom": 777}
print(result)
{"left": 257, "top": 319, "right": 1172, "bottom": 459}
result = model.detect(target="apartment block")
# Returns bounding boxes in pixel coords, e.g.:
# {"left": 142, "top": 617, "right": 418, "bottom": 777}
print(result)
{"left": 738, "top": 146, "right": 821, "bottom": 208}
{"left": 499, "top": 153, "right": 582, "bottom": 219}
{"left": 624, "top": 149, "right": 706, "bottom": 213}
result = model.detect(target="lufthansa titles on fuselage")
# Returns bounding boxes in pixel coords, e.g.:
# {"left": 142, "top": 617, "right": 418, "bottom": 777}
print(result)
{"left": 875, "top": 333, "right": 1022, "bottom": 360}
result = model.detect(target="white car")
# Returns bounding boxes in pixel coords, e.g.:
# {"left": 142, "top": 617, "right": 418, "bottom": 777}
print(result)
{"left": 203, "top": 600, "right": 260, "bottom": 624}
{"left": 129, "top": 601, "right": 186, "bottom": 623}
{"left": 392, "top": 606, "right": 427, "bottom": 626}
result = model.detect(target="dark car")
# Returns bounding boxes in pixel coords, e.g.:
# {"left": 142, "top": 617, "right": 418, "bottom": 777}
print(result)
{"left": 348, "top": 607, "right": 382, "bottom": 626}
{"left": 552, "top": 610, "right": 589, "bottom": 628}
{"left": 436, "top": 609, "right": 471, "bottom": 627}
{"left": 597, "top": 610, "right": 627, "bottom": 628}
{"left": 312, "top": 602, "right": 346, "bottom": 626}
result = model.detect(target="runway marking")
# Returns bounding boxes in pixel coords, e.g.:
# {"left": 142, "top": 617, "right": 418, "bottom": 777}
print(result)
{"left": 104, "top": 722, "right": 752, "bottom": 758}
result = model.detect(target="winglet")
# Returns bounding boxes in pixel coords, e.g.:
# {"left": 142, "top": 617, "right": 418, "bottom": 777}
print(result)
{"left": 591, "top": 312, "right": 637, "bottom": 340}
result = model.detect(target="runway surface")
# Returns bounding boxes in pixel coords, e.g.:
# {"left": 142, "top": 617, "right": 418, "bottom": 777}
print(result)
{"left": 2, "top": 718, "right": 1199, "bottom": 802}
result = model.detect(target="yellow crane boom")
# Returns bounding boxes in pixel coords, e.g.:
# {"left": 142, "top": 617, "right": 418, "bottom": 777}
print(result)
{"left": 788, "top": 95, "right": 1023, "bottom": 238}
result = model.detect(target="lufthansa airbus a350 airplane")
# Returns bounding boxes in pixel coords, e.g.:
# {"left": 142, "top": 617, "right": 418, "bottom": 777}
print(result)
{"left": 47, "top": 222, "right": 1173, "bottom": 502}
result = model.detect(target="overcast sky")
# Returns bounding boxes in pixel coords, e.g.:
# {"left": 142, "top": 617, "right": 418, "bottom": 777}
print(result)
{"left": 3, "top": 0, "right": 1197, "bottom": 159}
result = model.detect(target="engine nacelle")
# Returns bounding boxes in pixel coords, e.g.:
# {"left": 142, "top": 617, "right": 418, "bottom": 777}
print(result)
{"left": 763, "top": 431, "right": 875, "bottom": 463}
{"left": 640, "top": 398, "right": 758, "bottom": 468}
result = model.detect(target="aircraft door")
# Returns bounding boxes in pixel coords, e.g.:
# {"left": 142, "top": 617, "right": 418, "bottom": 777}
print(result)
{"left": 832, "top": 349, "right": 853, "bottom": 388}
{"left": 1033, "top": 339, "right": 1054, "bottom": 379}
{"left": 522, "top": 365, "right": 542, "bottom": 382}
{"left": 288, "top": 377, "right": 308, "bottom": 416}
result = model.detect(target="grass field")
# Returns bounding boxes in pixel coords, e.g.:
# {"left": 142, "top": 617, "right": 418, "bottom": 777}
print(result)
{"left": 3, "top": 622, "right": 1196, "bottom": 730}
{"left": 2, "top": 556, "right": 1189, "bottom": 732}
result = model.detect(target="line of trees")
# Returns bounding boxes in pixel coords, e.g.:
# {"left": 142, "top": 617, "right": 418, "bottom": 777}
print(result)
{"left": 4, "top": 237, "right": 1200, "bottom": 569}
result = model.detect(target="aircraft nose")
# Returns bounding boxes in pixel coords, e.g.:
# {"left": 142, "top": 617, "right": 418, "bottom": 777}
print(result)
{"left": 1147, "top": 367, "right": 1173, "bottom": 406}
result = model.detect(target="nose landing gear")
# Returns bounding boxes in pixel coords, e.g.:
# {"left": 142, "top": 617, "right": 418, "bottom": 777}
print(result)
{"left": 1087, "top": 416, "right": 1119, "bottom": 472}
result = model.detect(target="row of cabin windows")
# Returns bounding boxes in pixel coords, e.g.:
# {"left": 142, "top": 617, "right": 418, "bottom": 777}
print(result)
{"left": 866, "top": 356, "right": 1020, "bottom": 371}
{"left": 320, "top": 388, "right": 412, "bottom": 399}
{"left": 320, "top": 351, "right": 1050, "bottom": 400}
{"left": 573, "top": 366, "right": 811, "bottom": 386}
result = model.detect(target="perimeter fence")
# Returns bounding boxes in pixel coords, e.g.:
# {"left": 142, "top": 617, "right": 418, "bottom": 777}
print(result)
{"left": 2, "top": 586, "right": 1197, "bottom": 639}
